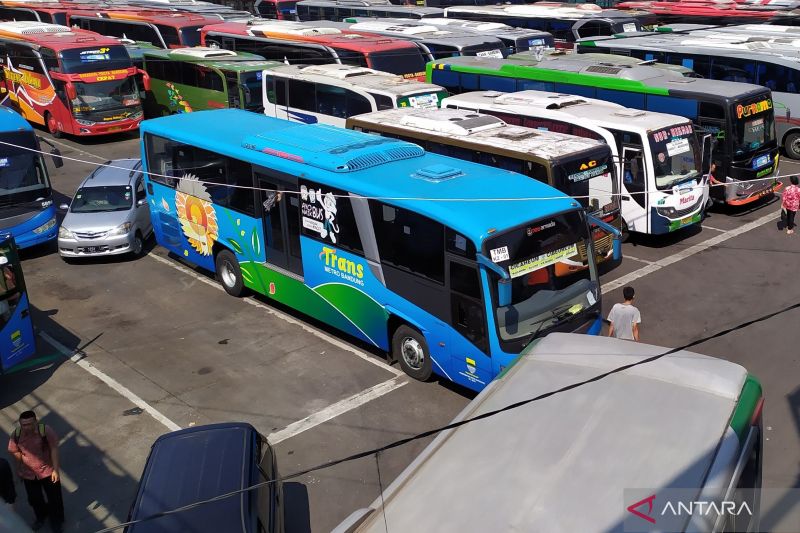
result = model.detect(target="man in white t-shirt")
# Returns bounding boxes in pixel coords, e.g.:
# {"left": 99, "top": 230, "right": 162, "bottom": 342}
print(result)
{"left": 607, "top": 286, "right": 641, "bottom": 342}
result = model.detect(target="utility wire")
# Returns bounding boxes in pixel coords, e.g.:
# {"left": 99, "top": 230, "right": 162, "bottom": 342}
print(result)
{"left": 91, "top": 299, "right": 800, "bottom": 533}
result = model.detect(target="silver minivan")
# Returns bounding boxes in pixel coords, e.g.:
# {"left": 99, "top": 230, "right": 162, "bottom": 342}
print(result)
{"left": 58, "top": 159, "right": 152, "bottom": 259}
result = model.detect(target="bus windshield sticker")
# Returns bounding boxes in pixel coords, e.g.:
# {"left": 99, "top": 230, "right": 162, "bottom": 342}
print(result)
{"left": 736, "top": 98, "right": 772, "bottom": 119}
{"left": 528, "top": 38, "right": 545, "bottom": 46}
{"left": 586, "top": 290, "right": 596, "bottom": 306}
{"left": 79, "top": 48, "right": 111, "bottom": 62}
{"left": 300, "top": 185, "right": 340, "bottom": 244}
{"left": 408, "top": 93, "right": 439, "bottom": 109}
{"left": 666, "top": 138, "right": 690, "bottom": 157}
{"left": 623, "top": 23, "right": 637, "bottom": 32}
{"left": 476, "top": 49, "right": 503, "bottom": 59}
{"left": 567, "top": 161, "right": 609, "bottom": 183}
{"left": 508, "top": 243, "right": 578, "bottom": 279}
{"left": 490, "top": 246, "right": 510, "bottom": 263}
{"left": 0, "top": 158, "right": 8, "bottom": 168}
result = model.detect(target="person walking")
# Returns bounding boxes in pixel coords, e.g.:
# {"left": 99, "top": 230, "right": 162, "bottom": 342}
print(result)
{"left": 7, "top": 411, "right": 63, "bottom": 533}
{"left": 782, "top": 175, "right": 800, "bottom": 235}
{"left": 607, "top": 286, "right": 641, "bottom": 342}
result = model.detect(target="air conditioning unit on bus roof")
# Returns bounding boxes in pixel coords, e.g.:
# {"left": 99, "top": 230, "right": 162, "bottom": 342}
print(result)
{"left": 398, "top": 109, "right": 505, "bottom": 136}
{"left": 251, "top": 23, "right": 342, "bottom": 36}
{"left": 299, "top": 64, "right": 379, "bottom": 79}
{"left": 170, "top": 47, "right": 239, "bottom": 59}
{"left": 0, "top": 21, "right": 72, "bottom": 35}
{"left": 494, "top": 91, "right": 587, "bottom": 109}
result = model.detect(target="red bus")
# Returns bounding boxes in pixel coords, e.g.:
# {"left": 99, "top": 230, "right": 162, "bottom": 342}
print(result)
{"left": 616, "top": 0, "right": 791, "bottom": 24}
{"left": 201, "top": 21, "right": 429, "bottom": 80}
{"left": 0, "top": 1, "right": 151, "bottom": 26}
{"left": 0, "top": 21, "right": 149, "bottom": 136}
{"left": 68, "top": 10, "right": 225, "bottom": 48}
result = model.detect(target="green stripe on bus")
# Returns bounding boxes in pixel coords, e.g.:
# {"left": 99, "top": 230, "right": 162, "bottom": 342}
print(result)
{"left": 730, "top": 374, "right": 763, "bottom": 442}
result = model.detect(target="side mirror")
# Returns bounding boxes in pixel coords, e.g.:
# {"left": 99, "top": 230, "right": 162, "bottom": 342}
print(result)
{"left": 588, "top": 214, "right": 622, "bottom": 262}
{"left": 241, "top": 84, "right": 252, "bottom": 104}
{"left": 138, "top": 68, "right": 151, "bottom": 91}
{"left": 0, "top": 257, "right": 7, "bottom": 266}
{"left": 137, "top": 199, "right": 147, "bottom": 207}
{"left": 50, "top": 148, "right": 64, "bottom": 168}
{"left": 59, "top": 203, "right": 69, "bottom": 211}
{"left": 65, "top": 82, "right": 77, "bottom": 101}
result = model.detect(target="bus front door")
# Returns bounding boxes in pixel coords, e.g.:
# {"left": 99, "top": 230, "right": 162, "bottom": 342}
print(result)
{"left": 0, "top": 235, "right": 36, "bottom": 374}
{"left": 257, "top": 174, "right": 303, "bottom": 277}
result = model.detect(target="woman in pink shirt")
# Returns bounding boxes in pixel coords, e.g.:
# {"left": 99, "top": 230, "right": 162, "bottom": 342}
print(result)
{"left": 783, "top": 175, "right": 800, "bottom": 235}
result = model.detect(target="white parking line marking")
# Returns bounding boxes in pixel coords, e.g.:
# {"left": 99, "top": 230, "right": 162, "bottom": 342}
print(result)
{"left": 620, "top": 255, "right": 653, "bottom": 265}
{"left": 701, "top": 225, "right": 727, "bottom": 232}
{"left": 39, "top": 331, "right": 181, "bottom": 432}
{"left": 604, "top": 208, "right": 780, "bottom": 294}
{"left": 147, "top": 253, "right": 404, "bottom": 377}
{"left": 268, "top": 376, "right": 408, "bottom": 445}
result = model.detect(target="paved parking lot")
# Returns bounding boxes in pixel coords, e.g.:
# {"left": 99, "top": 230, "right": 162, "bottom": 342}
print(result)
{"left": 2, "top": 131, "right": 799, "bottom": 532}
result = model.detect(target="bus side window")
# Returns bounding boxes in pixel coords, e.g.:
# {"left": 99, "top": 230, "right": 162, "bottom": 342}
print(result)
{"left": 315, "top": 84, "right": 345, "bottom": 118}
{"left": 196, "top": 66, "right": 224, "bottom": 93}
{"left": 39, "top": 47, "right": 58, "bottom": 72}
{"left": 449, "top": 260, "right": 488, "bottom": 353}
{"left": 144, "top": 134, "right": 177, "bottom": 188}
{"left": 526, "top": 161, "right": 549, "bottom": 184}
{"left": 288, "top": 79, "right": 316, "bottom": 112}
{"left": 346, "top": 91, "right": 371, "bottom": 117}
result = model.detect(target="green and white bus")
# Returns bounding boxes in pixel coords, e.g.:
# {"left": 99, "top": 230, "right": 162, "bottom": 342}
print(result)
{"left": 428, "top": 55, "right": 781, "bottom": 207}
{"left": 141, "top": 47, "right": 281, "bottom": 116}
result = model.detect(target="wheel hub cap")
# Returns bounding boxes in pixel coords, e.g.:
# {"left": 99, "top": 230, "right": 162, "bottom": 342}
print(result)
{"left": 401, "top": 337, "right": 424, "bottom": 370}
{"left": 221, "top": 261, "right": 236, "bottom": 287}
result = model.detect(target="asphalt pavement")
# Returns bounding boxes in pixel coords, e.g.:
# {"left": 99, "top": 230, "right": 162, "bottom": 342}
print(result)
{"left": 1, "top": 130, "right": 798, "bottom": 532}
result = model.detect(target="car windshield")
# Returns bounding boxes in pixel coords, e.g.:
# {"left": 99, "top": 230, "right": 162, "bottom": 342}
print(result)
{"left": 732, "top": 96, "right": 776, "bottom": 156}
{"left": 58, "top": 45, "right": 132, "bottom": 74}
{"left": 367, "top": 49, "right": 428, "bottom": 79}
{"left": 70, "top": 186, "right": 132, "bottom": 213}
{"left": 0, "top": 132, "right": 51, "bottom": 207}
{"left": 648, "top": 123, "right": 701, "bottom": 190}
{"left": 486, "top": 210, "right": 599, "bottom": 347}
{"left": 552, "top": 147, "right": 617, "bottom": 216}
{"left": 72, "top": 77, "right": 141, "bottom": 118}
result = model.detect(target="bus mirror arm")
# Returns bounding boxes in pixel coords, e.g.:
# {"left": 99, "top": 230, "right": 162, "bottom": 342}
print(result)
{"left": 477, "top": 253, "right": 512, "bottom": 307}
{"left": 137, "top": 68, "right": 151, "bottom": 92}
{"left": 587, "top": 214, "right": 622, "bottom": 262}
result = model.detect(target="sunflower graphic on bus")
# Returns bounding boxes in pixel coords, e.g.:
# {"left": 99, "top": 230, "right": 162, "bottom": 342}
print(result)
{"left": 174, "top": 174, "right": 218, "bottom": 256}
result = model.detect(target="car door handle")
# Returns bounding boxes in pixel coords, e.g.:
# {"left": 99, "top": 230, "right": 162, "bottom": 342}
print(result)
{"left": 20, "top": 308, "right": 29, "bottom": 318}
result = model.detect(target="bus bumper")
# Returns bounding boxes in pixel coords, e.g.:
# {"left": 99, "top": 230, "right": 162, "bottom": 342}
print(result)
{"left": 726, "top": 180, "right": 783, "bottom": 207}
{"left": 70, "top": 118, "right": 142, "bottom": 136}
{"left": 1, "top": 209, "right": 58, "bottom": 249}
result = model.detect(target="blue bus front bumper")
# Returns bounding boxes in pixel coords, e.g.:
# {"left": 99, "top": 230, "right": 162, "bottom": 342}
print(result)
{"left": 0, "top": 207, "right": 58, "bottom": 249}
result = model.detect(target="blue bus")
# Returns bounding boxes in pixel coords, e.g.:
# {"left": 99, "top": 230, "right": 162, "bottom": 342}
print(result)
{"left": 140, "top": 109, "right": 620, "bottom": 391}
{"left": 0, "top": 234, "right": 36, "bottom": 374}
{"left": 0, "top": 107, "right": 59, "bottom": 249}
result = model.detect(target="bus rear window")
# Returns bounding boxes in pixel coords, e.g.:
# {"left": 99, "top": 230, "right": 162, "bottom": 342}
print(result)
{"left": 367, "top": 49, "right": 427, "bottom": 79}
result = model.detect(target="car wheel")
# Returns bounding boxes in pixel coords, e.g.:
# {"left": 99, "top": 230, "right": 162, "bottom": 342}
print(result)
{"left": 392, "top": 325, "right": 432, "bottom": 382}
{"left": 130, "top": 232, "right": 144, "bottom": 257}
{"left": 785, "top": 132, "right": 800, "bottom": 160}
{"left": 45, "top": 112, "right": 62, "bottom": 138}
{"left": 215, "top": 249, "right": 244, "bottom": 297}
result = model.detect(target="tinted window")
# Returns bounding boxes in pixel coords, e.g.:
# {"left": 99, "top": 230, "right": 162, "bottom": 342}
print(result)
{"left": 289, "top": 79, "right": 315, "bottom": 111}
{"left": 179, "top": 26, "right": 204, "bottom": 47}
{"left": 368, "top": 92, "right": 393, "bottom": 111}
{"left": 331, "top": 48, "right": 368, "bottom": 68}
{"left": 446, "top": 228, "right": 476, "bottom": 259}
{"left": 58, "top": 45, "right": 132, "bottom": 74}
{"left": 347, "top": 91, "right": 371, "bottom": 116}
{"left": 300, "top": 181, "right": 363, "bottom": 254}
{"left": 155, "top": 24, "right": 181, "bottom": 47}
{"left": 370, "top": 201, "right": 444, "bottom": 283}
{"left": 315, "top": 84, "right": 346, "bottom": 117}
{"left": 195, "top": 65, "right": 224, "bottom": 92}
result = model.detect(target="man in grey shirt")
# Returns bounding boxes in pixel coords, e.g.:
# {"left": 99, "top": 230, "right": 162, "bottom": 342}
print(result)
{"left": 607, "top": 286, "right": 641, "bottom": 341}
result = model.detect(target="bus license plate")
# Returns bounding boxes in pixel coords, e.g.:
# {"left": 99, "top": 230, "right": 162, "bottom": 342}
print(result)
{"left": 680, "top": 216, "right": 693, "bottom": 226}
{"left": 753, "top": 155, "right": 770, "bottom": 169}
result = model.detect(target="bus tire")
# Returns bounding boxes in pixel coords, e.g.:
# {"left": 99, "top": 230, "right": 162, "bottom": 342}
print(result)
{"left": 784, "top": 132, "right": 800, "bottom": 160}
{"left": 392, "top": 325, "right": 432, "bottom": 382}
{"left": 620, "top": 220, "right": 630, "bottom": 243}
{"left": 215, "top": 249, "right": 244, "bottom": 297}
{"left": 45, "top": 112, "right": 61, "bottom": 138}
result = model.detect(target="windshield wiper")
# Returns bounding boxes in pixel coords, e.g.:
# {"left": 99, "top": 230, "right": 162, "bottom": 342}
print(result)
{"left": 531, "top": 302, "right": 585, "bottom": 338}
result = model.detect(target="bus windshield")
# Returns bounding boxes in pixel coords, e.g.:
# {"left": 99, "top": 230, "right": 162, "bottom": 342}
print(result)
{"left": 648, "top": 123, "right": 701, "bottom": 190}
{"left": 58, "top": 45, "right": 132, "bottom": 74}
{"left": 367, "top": 49, "right": 428, "bottom": 78}
{"left": 72, "top": 78, "right": 141, "bottom": 119}
{"left": 732, "top": 99, "right": 776, "bottom": 157}
{"left": 239, "top": 71, "right": 265, "bottom": 111}
{"left": 486, "top": 210, "right": 598, "bottom": 346}
{"left": 180, "top": 26, "right": 204, "bottom": 47}
{"left": 552, "top": 149, "right": 615, "bottom": 214}
{"left": 0, "top": 132, "right": 51, "bottom": 207}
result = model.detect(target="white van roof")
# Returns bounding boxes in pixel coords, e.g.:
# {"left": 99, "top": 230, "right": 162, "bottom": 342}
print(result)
{"left": 347, "top": 333, "right": 748, "bottom": 533}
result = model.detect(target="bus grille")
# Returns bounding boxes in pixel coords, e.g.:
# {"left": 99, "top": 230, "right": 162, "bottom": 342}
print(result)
{"left": 577, "top": 233, "right": 613, "bottom": 261}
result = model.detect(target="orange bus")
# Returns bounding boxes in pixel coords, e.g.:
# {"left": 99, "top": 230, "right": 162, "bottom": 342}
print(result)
{"left": 201, "top": 21, "right": 429, "bottom": 81}
{"left": 0, "top": 20, "right": 149, "bottom": 136}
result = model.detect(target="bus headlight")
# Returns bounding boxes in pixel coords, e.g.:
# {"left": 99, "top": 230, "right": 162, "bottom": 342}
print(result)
{"left": 131, "top": 111, "right": 144, "bottom": 120}
{"left": 108, "top": 222, "right": 132, "bottom": 236}
{"left": 58, "top": 225, "right": 74, "bottom": 239}
{"left": 75, "top": 119, "right": 95, "bottom": 126}
{"left": 33, "top": 217, "right": 57, "bottom": 234}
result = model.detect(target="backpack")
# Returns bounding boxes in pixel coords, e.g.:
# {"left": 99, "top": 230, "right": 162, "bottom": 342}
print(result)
{"left": 13, "top": 423, "right": 48, "bottom": 451}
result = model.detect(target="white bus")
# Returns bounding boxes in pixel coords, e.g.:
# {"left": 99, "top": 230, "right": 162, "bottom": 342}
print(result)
{"left": 347, "top": 107, "right": 621, "bottom": 274}
{"left": 443, "top": 90, "right": 710, "bottom": 236}
{"left": 262, "top": 63, "right": 447, "bottom": 126}
{"left": 334, "top": 333, "right": 764, "bottom": 533}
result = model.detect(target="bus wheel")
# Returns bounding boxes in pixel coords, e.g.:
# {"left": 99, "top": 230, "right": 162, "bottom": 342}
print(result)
{"left": 45, "top": 112, "right": 61, "bottom": 138}
{"left": 620, "top": 220, "right": 630, "bottom": 243}
{"left": 392, "top": 325, "right": 432, "bottom": 382}
{"left": 215, "top": 249, "right": 244, "bottom": 297}
{"left": 785, "top": 132, "right": 800, "bottom": 160}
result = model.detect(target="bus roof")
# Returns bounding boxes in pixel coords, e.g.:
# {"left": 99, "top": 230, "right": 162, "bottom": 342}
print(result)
{"left": 0, "top": 106, "right": 33, "bottom": 133}
{"left": 70, "top": 10, "right": 223, "bottom": 27}
{"left": 416, "top": 17, "right": 553, "bottom": 39}
{"left": 445, "top": 90, "right": 694, "bottom": 132}
{"left": 582, "top": 33, "right": 800, "bottom": 60}
{"left": 343, "top": 20, "right": 507, "bottom": 47}
{"left": 348, "top": 333, "right": 751, "bottom": 533}
{"left": 296, "top": 0, "right": 443, "bottom": 16}
{"left": 266, "top": 64, "right": 443, "bottom": 95}
{"left": 140, "top": 109, "right": 579, "bottom": 244}
{"left": 205, "top": 21, "right": 419, "bottom": 53}
{"left": 430, "top": 56, "right": 770, "bottom": 99}
{"left": 349, "top": 107, "right": 608, "bottom": 162}
{"left": 0, "top": 21, "right": 123, "bottom": 48}
{"left": 443, "top": 3, "right": 639, "bottom": 21}
{"left": 142, "top": 47, "right": 281, "bottom": 72}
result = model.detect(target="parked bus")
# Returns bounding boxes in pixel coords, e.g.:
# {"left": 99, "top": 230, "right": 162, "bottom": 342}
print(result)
{"left": 296, "top": 0, "right": 443, "bottom": 21}
{"left": 578, "top": 30, "right": 800, "bottom": 159}
{"left": 140, "top": 47, "right": 280, "bottom": 115}
{"left": 68, "top": 11, "right": 224, "bottom": 49}
{"left": 412, "top": 17, "right": 554, "bottom": 53}
{"left": 201, "top": 21, "right": 430, "bottom": 80}
{"left": 0, "top": 234, "right": 36, "bottom": 374}
{"left": 347, "top": 107, "right": 620, "bottom": 273}
{"left": 442, "top": 3, "right": 644, "bottom": 48}
{"left": 140, "top": 108, "right": 620, "bottom": 390}
{"left": 333, "top": 333, "right": 764, "bottom": 533}
{"left": 428, "top": 56, "right": 781, "bottom": 207}
{"left": 263, "top": 63, "right": 447, "bottom": 125}
{"left": 442, "top": 90, "right": 709, "bottom": 236}
{"left": 254, "top": 0, "right": 301, "bottom": 20}
{"left": 615, "top": 0, "right": 791, "bottom": 25}
{"left": 312, "top": 19, "right": 509, "bottom": 59}
{"left": 0, "top": 21, "right": 148, "bottom": 137}
{"left": 0, "top": 106, "right": 59, "bottom": 249}
{"left": 0, "top": 1, "right": 70, "bottom": 25}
